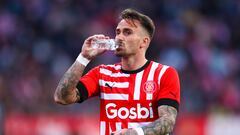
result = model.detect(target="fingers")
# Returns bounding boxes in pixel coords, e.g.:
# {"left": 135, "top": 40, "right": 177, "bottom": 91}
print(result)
{"left": 86, "top": 34, "right": 109, "bottom": 42}
{"left": 81, "top": 34, "right": 111, "bottom": 59}
{"left": 84, "top": 34, "right": 110, "bottom": 48}
{"left": 93, "top": 34, "right": 109, "bottom": 39}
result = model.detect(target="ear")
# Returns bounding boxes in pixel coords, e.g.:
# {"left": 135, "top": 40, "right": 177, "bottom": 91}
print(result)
{"left": 140, "top": 36, "right": 150, "bottom": 48}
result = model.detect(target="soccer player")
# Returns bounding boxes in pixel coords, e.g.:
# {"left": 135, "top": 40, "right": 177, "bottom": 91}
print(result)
{"left": 54, "top": 8, "right": 180, "bottom": 135}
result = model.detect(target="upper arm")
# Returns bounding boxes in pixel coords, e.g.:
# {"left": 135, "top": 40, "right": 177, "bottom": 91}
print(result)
{"left": 156, "top": 66, "right": 180, "bottom": 128}
{"left": 76, "top": 66, "right": 100, "bottom": 103}
{"left": 158, "top": 66, "right": 180, "bottom": 108}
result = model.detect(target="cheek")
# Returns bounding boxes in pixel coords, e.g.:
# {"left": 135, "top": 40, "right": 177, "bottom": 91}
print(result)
{"left": 126, "top": 37, "right": 141, "bottom": 47}
{"left": 130, "top": 40, "right": 141, "bottom": 50}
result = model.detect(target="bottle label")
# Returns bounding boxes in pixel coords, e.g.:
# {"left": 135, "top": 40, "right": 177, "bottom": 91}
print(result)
{"left": 91, "top": 39, "right": 117, "bottom": 50}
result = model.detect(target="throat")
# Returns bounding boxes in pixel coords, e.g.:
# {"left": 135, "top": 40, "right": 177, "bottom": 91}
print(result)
{"left": 121, "top": 59, "right": 149, "bottom": 73}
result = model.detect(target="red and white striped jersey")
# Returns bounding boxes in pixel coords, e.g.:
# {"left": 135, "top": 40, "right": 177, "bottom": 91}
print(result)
{"left": 78, "top": 61, "right": 180, "bottom": 135}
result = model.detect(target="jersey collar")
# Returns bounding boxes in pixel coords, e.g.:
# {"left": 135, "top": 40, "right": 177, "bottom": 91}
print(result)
{"left": 121, "top": 61, "right": 151, "bottom": 74}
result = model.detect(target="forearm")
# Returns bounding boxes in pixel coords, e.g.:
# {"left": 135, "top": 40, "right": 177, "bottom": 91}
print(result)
{"left": 54, "top": 35, "right": 110, "bottom": 104}
{"left": 54, "top": 60, "right": 86, "bottom": 104}
{"left": 120, "top": 118, "right": 175, "bottom": 135}
{"left": 142, "top": 105, "right": 177, "bottom": 135}
{"left": 142, "top": 117, "right": 175, "bottom": 135}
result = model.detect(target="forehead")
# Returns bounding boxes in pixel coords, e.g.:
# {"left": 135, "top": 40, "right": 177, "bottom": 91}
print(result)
{"left": 116, "top": 19, "right": 141, "bottom": 30}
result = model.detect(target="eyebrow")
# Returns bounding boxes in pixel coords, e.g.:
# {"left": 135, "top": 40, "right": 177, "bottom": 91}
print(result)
{"left": 116, "top": 27, "right": 132, "bottom": 32}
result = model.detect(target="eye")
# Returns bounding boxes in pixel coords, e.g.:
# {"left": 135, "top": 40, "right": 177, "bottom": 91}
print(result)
{"left": 124, "top": 29, "right": 132, "bottom": 36}
{"left": 115, "top": 29, "right": 120, "bottom": 35}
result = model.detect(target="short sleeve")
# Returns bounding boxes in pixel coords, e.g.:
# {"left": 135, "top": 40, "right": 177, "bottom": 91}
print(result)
{"left": 78, "top": 66, "right": 100, "bottom": 98}
{"left": 157, "top": 66, "right": 180, "bottom": 110}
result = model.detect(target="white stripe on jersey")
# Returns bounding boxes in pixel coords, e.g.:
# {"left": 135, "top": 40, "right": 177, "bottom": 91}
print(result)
{"left": 146, "top": 62, "right": 159, "bottom": 100}
{"left": 106, "top": 64, "right": 121, "bottom": 70}
{"left": 100, "top": 121, "right": 106, "bottom": 135}
{"left": 133, "top": 70, "right": 144, "bottom": 100}
{"left": 100, "top": 68, "right": 130, "bottom": 77}
{"left": 109, "top": 122, "right": 112, "bottom": 134}
{"left": 101, "top": 93, "right": 129, "bottom": 100}
{"left": 115, "top": 122, "right": 122, "bottom": 132}
{"left": 158, "top": 65, "right": 169, "bottom": 85}
{"left": 99, "top": 80, "right": 129, "bottom": 88}
{"left": 128, "top": 122, "right": 151, "bottom": 128}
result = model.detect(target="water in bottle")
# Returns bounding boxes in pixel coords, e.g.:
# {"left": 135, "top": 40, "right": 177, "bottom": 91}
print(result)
{"left": 91, "top": 39, "right": 118, "bottom": 50}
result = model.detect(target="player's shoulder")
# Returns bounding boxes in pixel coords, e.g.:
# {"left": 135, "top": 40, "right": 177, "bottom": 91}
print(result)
{"left": 151, "top": 61, "right": 178, "bottom": 74}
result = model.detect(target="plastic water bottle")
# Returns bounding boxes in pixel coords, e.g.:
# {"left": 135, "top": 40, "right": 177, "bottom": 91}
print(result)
{"left": 91, "top": 39, "right": 118, "bottom": 50}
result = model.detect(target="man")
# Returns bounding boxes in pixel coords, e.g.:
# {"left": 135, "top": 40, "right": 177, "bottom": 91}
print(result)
{"left": 54, "top": 8, "right": 180, "bottom": 135}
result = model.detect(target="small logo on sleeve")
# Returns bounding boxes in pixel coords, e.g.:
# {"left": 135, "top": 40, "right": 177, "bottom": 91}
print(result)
{"left": 143, "top": 81, "right": 157, "bottom": 94}
{"left": 105, "top": 83, "right": 115, "bottom": 89}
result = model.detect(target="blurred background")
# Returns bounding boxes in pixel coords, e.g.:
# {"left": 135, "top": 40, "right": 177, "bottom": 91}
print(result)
{"left": 0, "top": 0, "right": 240, "bottom": 134}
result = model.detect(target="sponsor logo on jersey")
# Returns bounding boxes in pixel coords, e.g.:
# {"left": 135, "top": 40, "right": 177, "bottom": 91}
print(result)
{"left": 105, "top": 103, "right": 154, "bottom": 119}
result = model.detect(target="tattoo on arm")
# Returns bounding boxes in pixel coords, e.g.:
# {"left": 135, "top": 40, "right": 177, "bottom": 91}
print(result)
{"left": 124, "top": 129, "right": 138, "bottom": 135}
{"left": 54, "top": 61, "right": 86, "bottom": 104}
{"left": 142, "top": 105, "right": 178, "bottom": 135}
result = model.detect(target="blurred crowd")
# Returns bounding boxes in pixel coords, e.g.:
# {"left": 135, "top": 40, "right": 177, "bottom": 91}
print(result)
{"left": 0, "top": 0, "right": 240, "bottom": 118}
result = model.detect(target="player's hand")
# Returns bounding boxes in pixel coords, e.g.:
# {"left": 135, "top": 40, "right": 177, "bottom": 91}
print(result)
{"left": 111, "top": 128, "right": 138, "bottom": 135}
{"left": 80, "top": 34, "right": 110, "bottom": 60}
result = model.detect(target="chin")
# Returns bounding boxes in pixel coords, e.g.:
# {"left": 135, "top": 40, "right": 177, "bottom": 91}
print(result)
{"left": 115, "top": 53, "right": 123, "bottom": 57}
{"left": 115, "top": 51, "right": 125, "bottom": 57}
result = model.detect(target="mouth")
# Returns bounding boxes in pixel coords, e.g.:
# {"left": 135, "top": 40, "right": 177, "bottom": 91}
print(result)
{"left": 115, "top": 41, "right": 123, "bottom": 49}
{"left": 114, "top": 40, "right": 125, "bottom": 52}
{"left": 115, "top": 44, "right": 123, "bottom": 51}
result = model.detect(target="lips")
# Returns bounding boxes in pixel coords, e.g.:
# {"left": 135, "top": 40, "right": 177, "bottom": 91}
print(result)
{"left": 115, "top": 41, "right": 123, "bottom": 50}
{"left": 116, "top": 44, "right": 123, "bottom": 50}
{"left": 115, "top": 40, "right": 123, "bottom": 45}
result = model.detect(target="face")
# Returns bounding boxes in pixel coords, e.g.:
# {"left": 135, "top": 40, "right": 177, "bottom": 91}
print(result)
{"left": 115, "top": 19, "right": 148, "bottom": 57}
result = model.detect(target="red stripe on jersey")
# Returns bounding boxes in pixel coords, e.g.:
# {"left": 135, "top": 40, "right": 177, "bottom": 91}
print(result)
{"left": 105, "top": 121, "right": 110, "bottom": 135}
{"left": 100, "top": 87, "right": 130, "bottom": 94}
{"left": 109, "top": 122, "right": 116, "bottom": 133}
{"left": 121, "top": 121, "right": 128, "bottom": 129}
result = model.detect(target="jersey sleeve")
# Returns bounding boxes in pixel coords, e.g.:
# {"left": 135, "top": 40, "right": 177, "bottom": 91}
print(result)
{"left": 76, "top": 66, "right": 100, "bottom": 103}
{"left": 157, "top": 66, "right": 180, "bottom": 110}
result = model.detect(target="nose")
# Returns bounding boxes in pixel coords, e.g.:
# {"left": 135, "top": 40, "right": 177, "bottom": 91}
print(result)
{"left": 115, "top": 33, "right": 124, "bottom": 42}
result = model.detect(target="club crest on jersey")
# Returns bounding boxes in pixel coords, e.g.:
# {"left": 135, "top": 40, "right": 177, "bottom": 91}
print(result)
{"left": 143, "top": 81, "right": 157, "bottom": 94}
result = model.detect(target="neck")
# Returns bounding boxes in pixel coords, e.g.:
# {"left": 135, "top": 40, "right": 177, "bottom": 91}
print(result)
{"left": 121, "top": 55, "right": 147, "bottom": 71}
